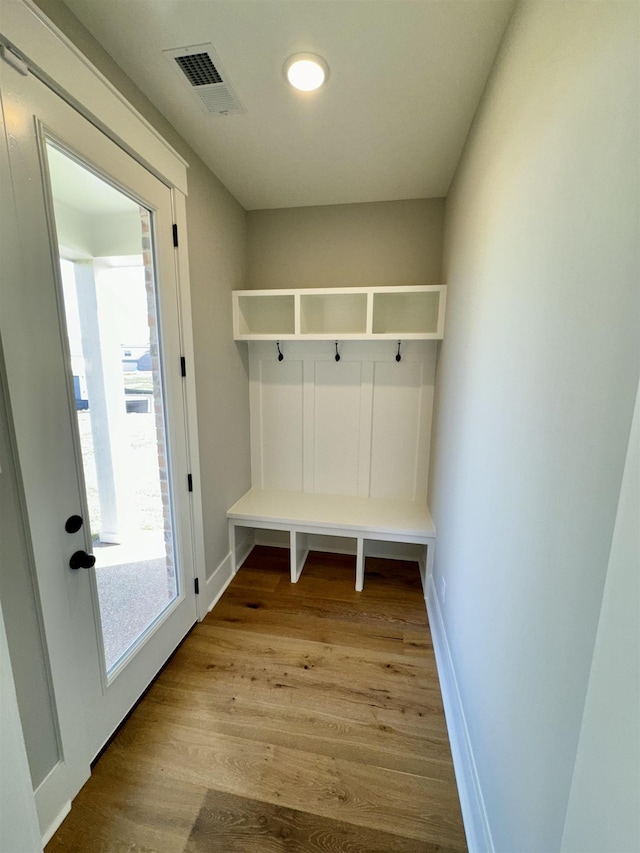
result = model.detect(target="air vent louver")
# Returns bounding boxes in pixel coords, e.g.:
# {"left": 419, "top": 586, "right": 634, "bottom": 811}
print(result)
{"left": 163, "top": 43, "right": 245, "bottom": 115}
{"left": 174, "top": 53, "right": 223, "bottom": 87}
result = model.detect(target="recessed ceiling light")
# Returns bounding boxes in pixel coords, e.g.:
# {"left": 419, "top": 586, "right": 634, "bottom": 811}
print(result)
{"left": 284, "top": 53, "right": 329, "bottom": 92}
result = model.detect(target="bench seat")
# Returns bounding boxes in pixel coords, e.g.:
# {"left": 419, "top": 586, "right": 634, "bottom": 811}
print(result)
{"left": 227, "top": 488, "right": 435, "bottom": 591}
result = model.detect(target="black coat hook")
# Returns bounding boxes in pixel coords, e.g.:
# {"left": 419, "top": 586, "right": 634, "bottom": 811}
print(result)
{"left": 334, "top": 341, "right": 341, "bottom": 362}
{"left": 276, "top": 341, "right": 284, "bottom": 361}
{"left": 396, "top": 341, "right": 402, "bottom": 362}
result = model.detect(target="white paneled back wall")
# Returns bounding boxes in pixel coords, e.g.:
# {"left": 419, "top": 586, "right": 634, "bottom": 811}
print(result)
{"left": 249, "top": 341, "right": 436, "bottom": 501}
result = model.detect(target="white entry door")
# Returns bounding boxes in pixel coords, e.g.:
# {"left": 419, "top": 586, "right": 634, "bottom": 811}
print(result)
{"left": 0, "top": 50, "right": 198, "bottom": 833}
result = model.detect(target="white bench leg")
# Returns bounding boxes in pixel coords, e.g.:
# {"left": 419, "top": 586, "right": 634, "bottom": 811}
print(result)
{"left": 355, "top": 537, "right": 365, "bottom": 592}
{"left": 291, "top": 530, "right": 309, "bottom": 583}
{"left": 229, "top": 521, "right": 237, "bottom": 575}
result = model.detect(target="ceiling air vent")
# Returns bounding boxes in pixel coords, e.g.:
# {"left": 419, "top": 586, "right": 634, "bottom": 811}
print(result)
{"left": 175, "top": 53, "right": 223, "bottom": 86}
{"left": 163, "top": 43, "right": 245, "bottom": 115}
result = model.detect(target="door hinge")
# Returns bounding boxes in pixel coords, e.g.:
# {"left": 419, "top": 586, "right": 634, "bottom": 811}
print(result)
{"left": 180, "top": 356, "right": 186, "bottom": 377}
{"left": 194, "top": 577, "right": 200, "bottom": 595}
{"left": 0, "top": 45, "right": 29, "bottom": 76}
{"left": 187, "top": 473, "right": 193, "bottom": 492}
{"left": 172, "top": 223, "right": 179, "bottom": 247}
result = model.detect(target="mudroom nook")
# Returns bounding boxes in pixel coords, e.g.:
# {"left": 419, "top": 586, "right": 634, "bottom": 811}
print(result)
{"left": 1, "top": 2, "right": 637, "bottom": 852}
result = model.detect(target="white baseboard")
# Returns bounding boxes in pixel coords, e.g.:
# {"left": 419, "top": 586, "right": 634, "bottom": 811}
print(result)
{"left": 201, "top": 552, "right": 234, "bottom": 616}
{"left": 202, "top": 532, "right": 257, "bottom": 617}
{"left": 41, "top": 799, "right": 71, "bottom": 847}
{"left": 233, "top": 530, "right": 255, "bottom": 575}
{"left": 425, "top": 575, "right": 494, "bottom": 853}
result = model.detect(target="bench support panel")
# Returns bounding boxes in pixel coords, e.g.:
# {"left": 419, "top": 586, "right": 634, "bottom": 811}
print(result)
{"left": 229, "top": 521, "right": 237, "bottom": 574}
{"left": 355, "top": 537, "right": 365, "bottom": 592}
{"left": 291, "top": 530, "right": 309, "bottom": 583}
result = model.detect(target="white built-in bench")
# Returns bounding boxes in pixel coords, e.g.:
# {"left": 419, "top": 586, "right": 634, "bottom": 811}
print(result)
{"left": 227, "top": 488, "right": 435, "bottom": 591}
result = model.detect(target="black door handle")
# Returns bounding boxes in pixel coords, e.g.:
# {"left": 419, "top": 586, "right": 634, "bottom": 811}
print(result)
{"left": 69, "top": 550, "right": 96, "bottom": 570}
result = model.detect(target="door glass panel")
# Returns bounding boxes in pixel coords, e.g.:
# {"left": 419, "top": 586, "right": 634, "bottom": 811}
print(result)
{"left": 45, "top": 142, "right": 178, "bottom": 675}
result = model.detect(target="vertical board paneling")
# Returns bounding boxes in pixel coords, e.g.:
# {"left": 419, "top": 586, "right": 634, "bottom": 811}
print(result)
{"left": 249, "top": 341, "right": 435, "bottom": 501}
{"left": 370, "top": 362, "right": 424, "bottom": 500}
{"left": 302, "top": 359, "right": 315, "bottom": 493}
{"left": 258, "top": 359, "right": 303, "bottom": 490}
{"left": 417, "top": 349, "right": 436, "bottom": 500}
{"left": 357, "top": 361, "right": 374, "bottom": 497}
{"left": 313, "top": 361, "right": 362, "bottom": 495}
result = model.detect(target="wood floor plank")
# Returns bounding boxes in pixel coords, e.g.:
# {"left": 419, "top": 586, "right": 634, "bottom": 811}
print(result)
{"left": 227, "top": 565, "right": 285, "bottom": 592}
{"left": 46, "top": 549, "right": 467, "bottom": 852}
{"left": 134, "top": 691, "right": 455, "bottom": 779}
{"left": 155, "top": 623, "right": 448, "bottom": 740}
{"left": 198, "top": 620, "right": 435, "bottom": 668}
{"left": 185, "top": 787, "right": 462, "bottom": 853}
{"left": 146, "top": 674, "right": 450, "bottom": 748}
{"left": 228, "top": 561, "right": 429, "bottom": 609}
{"left": 46, "top": 753, "right": 208, "bottom": 853}
{"left": 176, "top": 626, "right": 441, "bottom": 699}
{"left": 218, "top": 587, "right": 430, "bottom": 634}
{"left": 108, "top": 715, "right": 465, "bottom": 846}
{"left": 280, "top": 571, "right": 429, "bottom": 608}
{"left": 211, "top": 597, "right": 422, "bottom": 655}
{"left": 157, "top": 652, "right": 448, "bottom": 737}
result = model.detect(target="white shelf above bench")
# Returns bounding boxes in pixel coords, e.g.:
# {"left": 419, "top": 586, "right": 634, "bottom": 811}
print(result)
{"left": 227, "top": 488, "right": 436, "bottom": 591}
{"left": 233, "top": 285, "right": 447, "bottom": 341}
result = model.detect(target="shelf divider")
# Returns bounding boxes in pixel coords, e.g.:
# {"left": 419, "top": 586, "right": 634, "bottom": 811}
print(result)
{"left": 366, "top": 292, "right": 374, "bottom": 336}
{"left": 294, "top": 292, "right": 301, "bottom": 336}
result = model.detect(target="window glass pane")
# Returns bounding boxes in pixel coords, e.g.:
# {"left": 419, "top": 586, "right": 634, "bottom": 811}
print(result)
{"left": 47, "top": 142, "right": 178, "bottom": 674}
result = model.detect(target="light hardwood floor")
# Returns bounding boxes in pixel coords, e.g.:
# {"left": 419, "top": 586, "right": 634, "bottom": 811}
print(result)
{"left": 46, "top": 547, "right": 467, "bottom": 852}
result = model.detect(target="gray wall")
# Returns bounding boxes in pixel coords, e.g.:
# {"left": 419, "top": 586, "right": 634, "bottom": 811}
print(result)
{"left": 32, "top": 0, "right": 252, "bottom": 578}
{"left": 429, "top": 2, "right": 639, "bottom": 851}
{"left": 247, "top": 198, "right": 444, "bottom": 288}
{"left": 561, "top": 381, "right": 639, "bottom": 851}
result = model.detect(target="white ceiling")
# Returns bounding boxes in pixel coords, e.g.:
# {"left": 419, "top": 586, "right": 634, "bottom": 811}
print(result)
{"left": 61, "top": 0, "right": 515, "bottom": 211}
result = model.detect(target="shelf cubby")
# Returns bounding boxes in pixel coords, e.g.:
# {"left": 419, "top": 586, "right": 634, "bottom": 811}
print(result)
{"left": 372, "top": 289, "right": 443, "bottom": 337}
{"left": 235, "top": 292, "right": 295, "bottom": 338}
{"left": 300, "top": 292, "right": 368, "bottom": 336}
